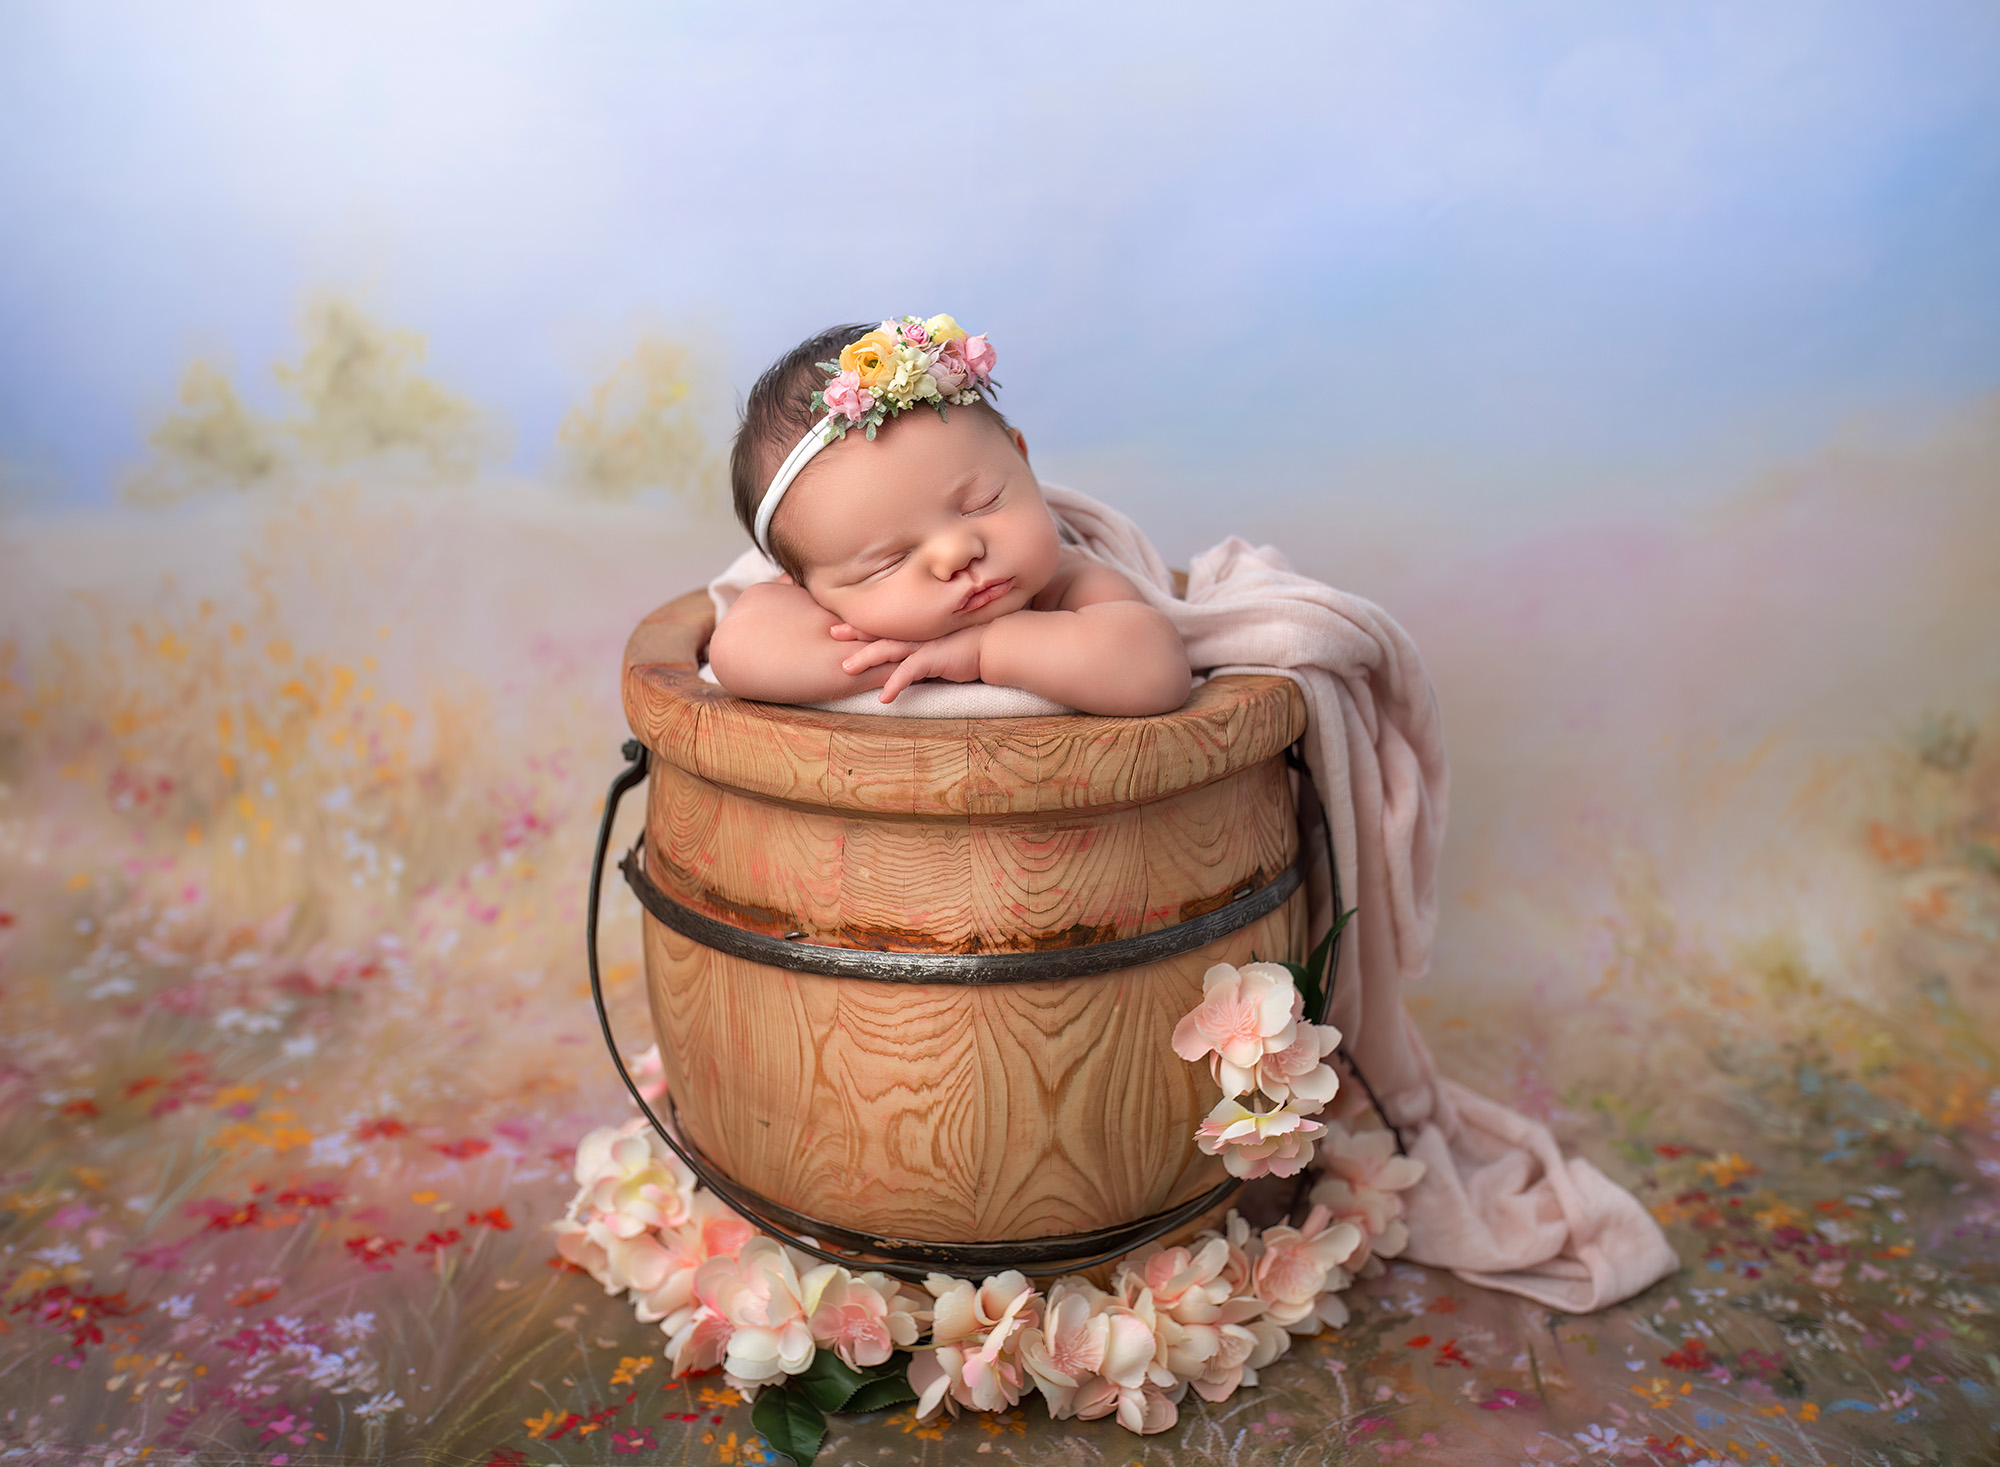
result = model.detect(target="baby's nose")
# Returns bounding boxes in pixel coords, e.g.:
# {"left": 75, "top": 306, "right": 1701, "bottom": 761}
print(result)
{"left": 929, "top": 527, "right": 982, "bottom": 577}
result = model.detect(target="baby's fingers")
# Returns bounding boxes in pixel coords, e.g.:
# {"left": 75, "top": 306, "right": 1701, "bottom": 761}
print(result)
{"left": 839, "top": 639, "right": 913, "bottom": 675}
{"left": 828, "top": 623, "right": 862, "bottom": 641}
{"left": 879, "top": 651, "right": 935, "bottom": 703}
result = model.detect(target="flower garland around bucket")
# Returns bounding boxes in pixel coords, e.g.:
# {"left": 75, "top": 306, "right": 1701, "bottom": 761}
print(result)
{"left": 553, "top": 944, "right": 1426, "bottom": 1464}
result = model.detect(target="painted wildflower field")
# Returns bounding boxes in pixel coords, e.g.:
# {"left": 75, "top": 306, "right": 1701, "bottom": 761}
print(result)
{"left": 2, "top": 423, "right": 1998, "bottom": 1465}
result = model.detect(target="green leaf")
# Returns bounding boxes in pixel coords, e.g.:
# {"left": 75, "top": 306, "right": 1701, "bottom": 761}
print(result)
{"left": 751, "top": 1387, "right": 828, "bottom": 1467}
{"left": 855, "top": 1351, "right": 914, "bottom": 1382}
{"left": 1292, "top": 907, "right": 1355, "bottom": 1022}
{"left": 792, "top": 1350, "right": 869, "bottom": 1413}
{"left": 843, "top": 1373, "right": 919, "bottom": 1413}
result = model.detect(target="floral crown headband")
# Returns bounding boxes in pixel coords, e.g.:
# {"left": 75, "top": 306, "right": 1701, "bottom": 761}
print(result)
{"left": 753, "top": 314, "right": 998, "bottom": 559}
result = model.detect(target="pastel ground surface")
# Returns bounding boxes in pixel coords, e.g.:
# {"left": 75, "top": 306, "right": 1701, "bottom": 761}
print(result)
{"left": 2, "top": 423, "right": 1997, "bottom": 1465}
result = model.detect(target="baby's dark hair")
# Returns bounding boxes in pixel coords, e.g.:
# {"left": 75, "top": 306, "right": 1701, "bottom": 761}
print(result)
{"left": 729, "top": 322, "right": 1013, "bottom": 582}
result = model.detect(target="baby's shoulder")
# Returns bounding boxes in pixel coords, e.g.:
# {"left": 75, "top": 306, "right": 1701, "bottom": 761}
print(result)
{"left": 1033, "top": 549, "right": 1146, "bottom": 612}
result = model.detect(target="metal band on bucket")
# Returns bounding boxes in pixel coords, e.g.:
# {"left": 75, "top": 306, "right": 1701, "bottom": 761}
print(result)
{"left": 618, "top": 838, "right": 1304, "bottom": 985}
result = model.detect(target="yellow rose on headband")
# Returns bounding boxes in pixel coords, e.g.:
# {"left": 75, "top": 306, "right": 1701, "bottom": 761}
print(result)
{"left": 923, "top": 314, "right": 968, "bottom": 345}
{"left": 839, "top": 330, "right": 899, "bottom": 391}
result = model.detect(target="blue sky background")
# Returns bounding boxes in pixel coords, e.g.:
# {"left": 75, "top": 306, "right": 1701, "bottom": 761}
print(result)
{"left": 2, "top": 0, "right": 1997, "bottom": 526}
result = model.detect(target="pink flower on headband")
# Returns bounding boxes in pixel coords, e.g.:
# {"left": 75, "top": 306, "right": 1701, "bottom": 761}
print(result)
{"left": 901, "top": 321, "right": 929, "bottom": 345}
{"left": 822, "top": 370, "right": 875, "bottom": 424}
{"left": 961, "top": 333, "right": 997, "bottom": 382}
{"left": 930, "top": 340, "right": 970, "bottom": 394}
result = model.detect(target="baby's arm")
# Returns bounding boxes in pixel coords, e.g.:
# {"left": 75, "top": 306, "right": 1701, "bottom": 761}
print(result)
{"left": 706, "top": 581, "right": 896, "bottom": 704}
{"left": 979, "top": 562, "right": 1191, "bottom": 714}
{"left": 841, "top": 560, "right": 1191, "bottom": 715}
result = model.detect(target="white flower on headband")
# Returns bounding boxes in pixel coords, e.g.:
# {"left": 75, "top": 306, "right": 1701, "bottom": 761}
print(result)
{"left": 811, "top": 315, "right": 997, "bottom": 442}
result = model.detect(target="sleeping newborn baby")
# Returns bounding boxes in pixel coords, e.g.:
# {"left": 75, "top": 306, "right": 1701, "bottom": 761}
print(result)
{"left": 707, "top": 317, "right": 1191, "bottom": 717}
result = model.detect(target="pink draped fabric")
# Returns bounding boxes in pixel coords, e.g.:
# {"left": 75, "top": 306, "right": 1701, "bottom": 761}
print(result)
{"left": 1043, "top": 486, "right": 1677, "bottom": 1311}
{"left": 708, "top": 485, "right": 1679, "bottom": 1311}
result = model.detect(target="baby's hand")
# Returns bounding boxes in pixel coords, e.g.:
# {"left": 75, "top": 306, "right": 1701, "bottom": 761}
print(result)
{"left": 837, "top": 635, "right": 927, "bottom": 676}
{"left": 836, "top": 626, "right": 986, "bottom": 703}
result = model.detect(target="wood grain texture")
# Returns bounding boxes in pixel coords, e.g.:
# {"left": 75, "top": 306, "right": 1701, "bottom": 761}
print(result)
{"left": 644, "top": 892, "right": 1304, "bottom": 1241}
{"left": 626, "top": 587, "right": 1310, "bottom": 1244}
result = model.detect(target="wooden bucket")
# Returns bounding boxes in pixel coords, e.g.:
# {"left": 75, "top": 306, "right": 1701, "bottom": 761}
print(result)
{"left": 618, "top": 589, "right": 1309, "bottom": 1271}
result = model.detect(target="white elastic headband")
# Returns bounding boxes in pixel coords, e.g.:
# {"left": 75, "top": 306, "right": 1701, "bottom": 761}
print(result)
{"left": 753, "top": 417, "right": 835, "bottom": 560}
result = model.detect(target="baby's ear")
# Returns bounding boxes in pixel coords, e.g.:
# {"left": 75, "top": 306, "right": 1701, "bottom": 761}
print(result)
{"left": 1010, "top": 427, "right": 1031, "bottom": 464}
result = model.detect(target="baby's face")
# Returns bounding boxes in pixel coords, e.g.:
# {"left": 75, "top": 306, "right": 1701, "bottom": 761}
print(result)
{"left": 778, "top": 408, "right": 1062, "bottom": 643}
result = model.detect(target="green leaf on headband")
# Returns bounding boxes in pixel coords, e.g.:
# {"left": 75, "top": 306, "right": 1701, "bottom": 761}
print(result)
{"left": 751, "top": 1387, "right": 828, "bottom": 1467}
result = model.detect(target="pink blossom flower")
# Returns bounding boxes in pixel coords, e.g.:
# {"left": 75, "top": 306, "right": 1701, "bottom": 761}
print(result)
{"left": 1018, "top": 1281, "right": 1111, "bottom": 1418}
{"left": 1072, "top": 1374, "right": 1183, "bottom": 1434}
{"left": 801, "top": 1266, "right": 923, "bottom": 1370}
{"left": 822, "top": 369, "right": 875, "bottom": 424}
{"left": 960, "top": 333, "right": 997, "bottom": 383}
{"left": 1251, "top": 1210, "right": 1362, "bottom": 1332}
{"left": 552, "top": 1119, "right": 702, "bottom": 1295}
{"left": 665, "top": 1304, "right": 732, "bottom": 1376}
{"left": 571, "top": 1118, "right": 697, "bottom": 1235}
{"left": 1195, "top": 1098, "right": 1325, "bottom": 1179}
{"left": 1172, "top": 962, "right": 1300, "bottom": 1099}
{"left": 1106, "top": 1238, "right": 1242, "bottom": 1380}
{"left": 1309, "top": 1122, "right": 1426, "bottom": 1267}
{"left": 1133, "top": 1238, "right": 1232, "bottom": 1325}
{"left": 1318, "top": 1121, "right": 1426, "bottom": 1194}
{"left": 901, "top": 320, "right": 929, "bottom": 345}
{"left": 1257, "top": 993, "right": 1342, "bottom": 1106}
{"left": 1189, "top": 1319, "right": 1287, "bottom": 1402}
{"left": 629, "top": 1191, "right": 756, "bottom": 1333}
{"left": 910, "top": 1271, "right": 1040, "bottom": 1419}
{"left": 1058, "top": 1285, "right": 1183, "bottom": 1433}
{"left": 685, "top": 1237, "right": 815, "bottom": 1394}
